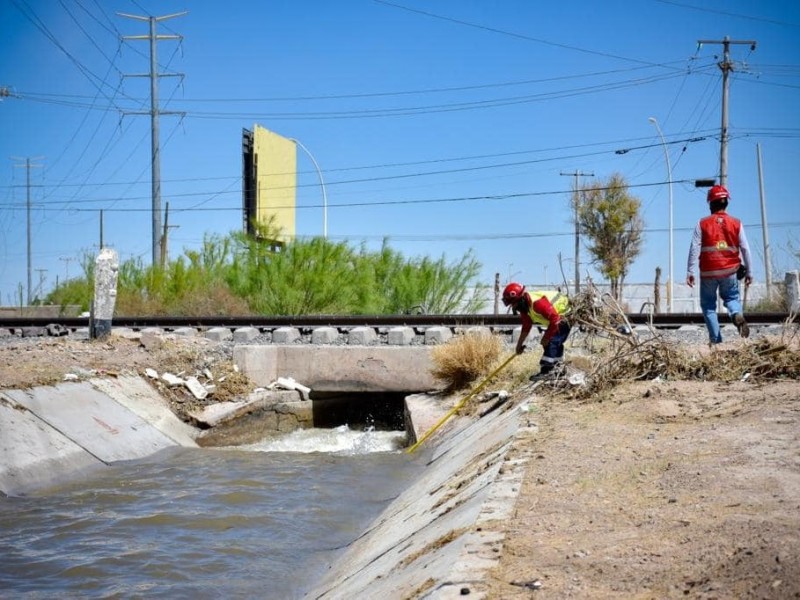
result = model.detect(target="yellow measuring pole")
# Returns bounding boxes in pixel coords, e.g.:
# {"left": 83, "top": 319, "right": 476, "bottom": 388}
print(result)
{"left": 406, "top": 353, "right": 517, "bottom": 454}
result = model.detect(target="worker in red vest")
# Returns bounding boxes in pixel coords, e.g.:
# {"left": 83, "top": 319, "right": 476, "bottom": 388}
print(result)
{"left": 686, "top": 184, "right": 753, "bottom": 344}
{"left": 502, "top": 283, "right": 571, "bottom": 380}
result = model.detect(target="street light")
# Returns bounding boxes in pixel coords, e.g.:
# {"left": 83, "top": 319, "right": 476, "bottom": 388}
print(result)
{"left": 289, "top": 138, "right": 328, "bottom": 239}
{"left": 648, "top": 117, "right": 673, "bottom": 313}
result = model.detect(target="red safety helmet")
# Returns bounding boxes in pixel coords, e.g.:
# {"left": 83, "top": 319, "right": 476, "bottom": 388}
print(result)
{"left": 502, "top": 282, "right": 525, "bottom": 306}
{"left": 707, "top": 185, "right": 730, "bottom": 203}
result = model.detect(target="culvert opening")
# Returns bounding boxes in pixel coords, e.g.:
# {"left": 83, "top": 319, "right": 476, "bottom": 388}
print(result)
{"left": 309, "top": 391, "right": 408, "bottom": 431}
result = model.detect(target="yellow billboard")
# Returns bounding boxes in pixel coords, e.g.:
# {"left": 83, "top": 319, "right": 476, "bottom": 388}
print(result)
{"left": 242, "top": 124, "right": 296, "bottom": 244}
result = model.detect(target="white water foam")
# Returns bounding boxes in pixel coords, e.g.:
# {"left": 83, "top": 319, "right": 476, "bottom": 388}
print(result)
{"left": 241, "top": 425, "right": 408, "bottom": 455}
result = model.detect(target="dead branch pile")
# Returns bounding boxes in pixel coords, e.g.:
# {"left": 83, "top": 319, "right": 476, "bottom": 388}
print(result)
{"left": 553, "top": 283, "right": 800, "bottom": 398}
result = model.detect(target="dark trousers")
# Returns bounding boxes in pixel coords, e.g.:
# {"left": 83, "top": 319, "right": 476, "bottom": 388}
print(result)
{"left": 539, "top": 320, "right": 571, "bottom": 373}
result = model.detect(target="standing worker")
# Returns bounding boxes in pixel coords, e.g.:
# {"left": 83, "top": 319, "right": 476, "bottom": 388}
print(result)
{"left": 686, "top": 184, "right": 753, "bottom": 344}
{"left": 502, "top": 283, "right": 571, "bottom": 380}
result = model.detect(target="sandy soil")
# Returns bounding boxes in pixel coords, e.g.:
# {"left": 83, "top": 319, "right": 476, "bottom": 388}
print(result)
{"left": 0, "top": 333, "right": 250, "bottom": 420}
{"left": 484, "top": 378, "right": 800, "bottom": 599}
{"left": 1, "top": 332, "right": 798, "bottom": 598}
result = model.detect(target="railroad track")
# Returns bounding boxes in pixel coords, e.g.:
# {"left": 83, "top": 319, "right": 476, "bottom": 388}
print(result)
{"left": 0, "top": 312, "right": 792, "bottom": 332}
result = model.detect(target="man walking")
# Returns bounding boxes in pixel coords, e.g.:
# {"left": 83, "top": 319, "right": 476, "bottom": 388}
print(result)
{"left": 686, "top": 184, "right": 753, "bottom": 344}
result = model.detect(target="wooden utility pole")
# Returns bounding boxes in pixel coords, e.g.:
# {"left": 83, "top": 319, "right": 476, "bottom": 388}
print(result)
{"left": 696, "top": 37, "right": 756, "bottom": 186}
{"left": 560, "top": 170, "right": 593, "bottom": 295}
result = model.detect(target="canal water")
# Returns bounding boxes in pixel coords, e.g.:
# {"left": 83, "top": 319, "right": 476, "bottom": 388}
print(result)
{"left": 0, "top": 427, "right": 425, "bottom": 599}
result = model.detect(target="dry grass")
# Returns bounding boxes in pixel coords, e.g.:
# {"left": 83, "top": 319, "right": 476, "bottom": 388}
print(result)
{"left": 430, "top": 332, "right": 506, "bottom": 391}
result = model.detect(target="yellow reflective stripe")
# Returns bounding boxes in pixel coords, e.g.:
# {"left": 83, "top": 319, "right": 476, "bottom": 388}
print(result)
{"left": 700, "top": 266, "right": 739, "bottom": 277}
{"left": 701, "top": 246, "right": 738, "bottom": 253}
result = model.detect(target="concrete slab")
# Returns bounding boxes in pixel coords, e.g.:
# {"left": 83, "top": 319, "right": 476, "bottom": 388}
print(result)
{"left": 272, "top": 327, "right": 300, "bottom": 343}
{"left": 232, "top": 345, "right": 279, "bottom": 386}
{"left": 347, "top": 326, "right": 377, "bottom": 345}
{"left": 404, "top": 393, "right": 449, "bottom": 444}
{"left": 204, "top": 327, "right": 232, "bottom": 342}
{"left": 89, "top": 375, "right": 198, "bottom": 447}
{"left": 277, "top": 346, "right": 437, "bottom": 392}
{"left": 233, "top": 326, "right": 259, "bottom": 343}
{"left": 308, "top": 401, "right": 525, "bottom": 599}
{"left": 5, "top": 382, "right": 178, "bottom": 463}
{"left": 0, "top": 393, "right": 103, "bottom": 496}
{"left": 311, "top": 326, "right": 338, "bottom": 344}
{"left": 425, "top": 326, "right": 453, "bottom": 345}
{"left": 388, "top": 326, "right": 414, "bottom": 345}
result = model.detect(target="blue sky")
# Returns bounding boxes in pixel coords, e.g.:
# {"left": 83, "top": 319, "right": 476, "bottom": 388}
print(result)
{"left": 1, "top": 0, "right": 799, "bottom": 305}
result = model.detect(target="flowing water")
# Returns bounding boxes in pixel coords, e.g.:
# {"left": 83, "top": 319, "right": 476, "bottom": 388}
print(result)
{"left": 0, "top": 427, "right": 424, "bottom": 599}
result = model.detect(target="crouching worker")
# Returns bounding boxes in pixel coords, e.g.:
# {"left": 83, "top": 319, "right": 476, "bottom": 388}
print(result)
{"left": 502, "top": 282, "right": 571, "bottom": 381}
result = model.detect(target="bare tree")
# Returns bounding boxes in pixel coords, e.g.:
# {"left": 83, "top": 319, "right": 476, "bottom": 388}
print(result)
{"left": 575, "top": 173, "right": 644, "bottom": 302}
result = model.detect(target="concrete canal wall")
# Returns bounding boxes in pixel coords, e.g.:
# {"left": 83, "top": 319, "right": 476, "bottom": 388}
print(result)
{"left": 307, "top": 395, "right": 530, "bottom": 599}
{"left": 1, "top": 363, "right": 531, "bottom": 599}
{"left": 0, "top": 375, "right": 198, "bottom": 497}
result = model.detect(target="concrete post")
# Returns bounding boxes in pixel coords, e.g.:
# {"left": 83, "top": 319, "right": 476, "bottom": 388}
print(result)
{"left": 785, "top": 271, "right": 800, "bottom": 313}
{"left": 91, "top": 248, "right": 119, "bottom": 339}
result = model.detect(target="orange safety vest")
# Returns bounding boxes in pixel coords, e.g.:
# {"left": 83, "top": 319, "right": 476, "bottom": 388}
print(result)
{"left": 698, "top": 212, "right": 741, "bottom": 278}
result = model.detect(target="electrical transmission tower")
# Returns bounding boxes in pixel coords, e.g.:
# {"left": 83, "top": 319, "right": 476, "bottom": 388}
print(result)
{"left": 118, "top": 10, "right": 187, "bottom": 267}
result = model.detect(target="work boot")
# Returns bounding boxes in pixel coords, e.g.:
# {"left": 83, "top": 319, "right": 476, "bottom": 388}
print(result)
{"left": 734, "top": 313, "right": 750, "bottom": 338}
{"left": 529, "top": 369, "right": 552, "bottom": 382}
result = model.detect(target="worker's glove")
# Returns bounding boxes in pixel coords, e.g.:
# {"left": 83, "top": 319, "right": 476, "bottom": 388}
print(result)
{"left": 541, "top": 337, "right": 550, "bottom": 348}
{"left": 686, "top": 274, "right": 695, "bottom": 288}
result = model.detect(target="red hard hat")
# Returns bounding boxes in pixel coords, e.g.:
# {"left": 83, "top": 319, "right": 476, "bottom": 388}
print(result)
{"left": 707, "top": 185, "right": 730, "bottom": 202}
{"left": 502, "top": 282, "right": 525, "bottom": 306}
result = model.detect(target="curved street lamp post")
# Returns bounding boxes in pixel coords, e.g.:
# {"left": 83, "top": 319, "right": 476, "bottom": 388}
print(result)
{"left": 290, "top": 138, "right": 328, "bottom": 239}
{"left": 648, "top": 117, "right": 673, "bottom": 313}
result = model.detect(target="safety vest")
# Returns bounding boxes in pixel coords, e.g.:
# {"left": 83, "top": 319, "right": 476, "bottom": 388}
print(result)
{"left": 526, "top": 290, "right": 570, "bottom": 327}
{"left": 699, "top": 212, "right": 741, "bottom": 278}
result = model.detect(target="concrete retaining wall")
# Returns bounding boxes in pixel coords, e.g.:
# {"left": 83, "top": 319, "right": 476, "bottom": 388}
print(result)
{"left": 0, "top": 376, "right": 198, "bottom": 497}
{"left": 234, "top": 345, "right": 439, "bottom": 392}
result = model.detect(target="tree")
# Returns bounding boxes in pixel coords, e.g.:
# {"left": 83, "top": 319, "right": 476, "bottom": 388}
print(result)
{"left": 575, "top": 173, "right": 644, "bottom": 302}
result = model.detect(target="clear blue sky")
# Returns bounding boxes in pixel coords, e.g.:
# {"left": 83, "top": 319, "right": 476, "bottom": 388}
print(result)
{"left": 2, "top": 0, "right": 799, "bottom": 305}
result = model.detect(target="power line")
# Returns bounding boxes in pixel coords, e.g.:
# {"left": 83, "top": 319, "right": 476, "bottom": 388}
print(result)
{"left": 1, "top": 178, "right": 703, "bottom": 212}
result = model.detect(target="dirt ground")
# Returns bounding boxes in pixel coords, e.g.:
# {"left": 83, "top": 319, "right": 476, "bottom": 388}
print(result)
{"left": 1, "top": 332, "right": 799, "bottom": 598}
{"left": 0, "top": 333, "right": 251, "bottom": 420}
{"left": 484, "top": 378, "right": 800, "bottom": 599}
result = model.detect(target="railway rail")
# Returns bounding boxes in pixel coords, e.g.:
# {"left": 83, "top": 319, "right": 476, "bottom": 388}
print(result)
{"left": 0, "top": 312, "right": 792, "bottom": 332}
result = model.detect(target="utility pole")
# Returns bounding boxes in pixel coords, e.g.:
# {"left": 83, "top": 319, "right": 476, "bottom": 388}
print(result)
{"left": 119, "top": 10, "right": 186, "bottom": 268}
{"left": 560, "top": 170, "right": 593, "bottom": 295}
{"left": 160, "top": 201, "right": 180, "bottom": 266}
{"left": 34, "top": 268, "right": 47, "bottom": 302}
{"left": 60, "top": 256, "right": 75, "bottom": 282}
{"left": 697, "top": 36, "right": 756, "bottom": 187}
{"left": 12, "top": 157, "right": 44, "bottom": 305}
{"left": 756, "top": 143, "right": 772, "bottom": 299}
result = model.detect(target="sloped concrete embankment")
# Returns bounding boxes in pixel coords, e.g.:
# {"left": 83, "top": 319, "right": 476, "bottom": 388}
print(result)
{"left": 0, "top": 375, "right": 198, "bottom": 497}
{"left": 307, "top": 394, "right": 532, "bottom": 600}
{"left": 1, "top": 366, "right": 533, "bottom": 600}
